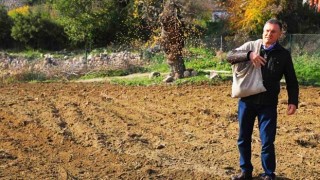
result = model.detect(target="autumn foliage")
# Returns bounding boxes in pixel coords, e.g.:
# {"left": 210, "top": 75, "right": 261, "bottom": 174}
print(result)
{"left": 8, "top": 5, "right": 30, "bottom": 17}
{"left": 226, "top": 0, "right": 282, "bottom": 35}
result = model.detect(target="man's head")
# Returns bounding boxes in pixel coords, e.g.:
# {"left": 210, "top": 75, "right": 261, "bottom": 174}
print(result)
{"left": 262, "top": 19, "right": 282, "bottom": 47}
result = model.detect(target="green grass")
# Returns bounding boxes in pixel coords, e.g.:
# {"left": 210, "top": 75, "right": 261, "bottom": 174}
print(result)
{"left": 7, "top": 49, "right": 44, "bottom": 60}
{"left": 174, "top": 71, "right": 230, "bottom": 85}
{"left": 108, "top": 71, "right": 231, "bottom": 86}
{"left": 147, "top": 47, "right": 231, "bottom": 73}
{"left": 110, "top": 76, "right": 163, "bottom": 86}
{"left": 147, "top": 63, "right": 169, "bottom": 73}
{"left": 79, "top": 67, "right": 149, "bottom": 80}
{"left": 80, "top": 70, "right": 130, "bottom": 79}
{"left": 185, "top": 59, "right": 231, "bottom": 71}
{"left": 293, "top": 54, "right": 320, "bottom": 86}
{"left": 188, "top": 47, "right": 216, "bottom": 58}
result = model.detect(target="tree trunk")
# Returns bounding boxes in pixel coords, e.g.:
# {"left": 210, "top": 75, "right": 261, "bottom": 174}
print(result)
{"left": 168, "top": 55, "right": 185, "bottom": 79}
{"left": 160, "top": 0, "right": 186, "bottom": 80}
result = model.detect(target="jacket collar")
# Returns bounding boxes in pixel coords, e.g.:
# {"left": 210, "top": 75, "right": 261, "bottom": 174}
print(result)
{"left": 262, "top": 41, "right": 282, "bottom": 51}
{"left": 262, "top": 42, "right": 277, "bottom": 50}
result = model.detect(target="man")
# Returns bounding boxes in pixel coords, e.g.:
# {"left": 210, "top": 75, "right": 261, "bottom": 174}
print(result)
{"left": 227, "top": 19, "right": 299, "bottom": 180}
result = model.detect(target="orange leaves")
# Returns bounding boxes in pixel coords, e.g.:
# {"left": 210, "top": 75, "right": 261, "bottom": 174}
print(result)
{"left": 227, "top": 0, "right": 281, "bottom": 35}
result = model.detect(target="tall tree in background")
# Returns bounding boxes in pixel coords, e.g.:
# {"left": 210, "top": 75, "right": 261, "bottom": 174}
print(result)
{"left": 226, "top": 0, "right": 281, "bottom": 36}
{"left": 226, "top": 0, "right": 320, "bottom": 35}
{"left": 54, "top": 0, "right": 99, "bottom": 48}
{"left": 278, "top": 0, "right": 320, "bottom": 33}
{"left": 131, "top": 0, "right": 218, "bottom": 45}
{"left": 54, "top": 0, "right": 130, "bottom": 48}
{"left": 178, "top": 0, "right": 216, "bottom": 38}
{"left": 128, "top": 0, "right": 163, "bottom": 45}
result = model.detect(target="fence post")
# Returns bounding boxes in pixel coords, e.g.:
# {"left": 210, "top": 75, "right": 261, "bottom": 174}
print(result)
{"left": 220, "top": 36, "right": 223, "bottom": 51}
{"left": 289, "top": 34, "right": 293, "bottom": 53}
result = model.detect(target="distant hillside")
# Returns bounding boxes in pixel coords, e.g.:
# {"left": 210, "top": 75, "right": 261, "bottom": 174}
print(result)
{"left": 0, "top": 0, "right": 26, "bottom": 10}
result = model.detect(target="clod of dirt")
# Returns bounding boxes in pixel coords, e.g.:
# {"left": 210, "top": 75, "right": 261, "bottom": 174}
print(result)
{"left": 0, "top": 150, "right": 17, "bottom": 160}
{"left": 155, "top": 144, "right": 166, "bottom": 150}
{"left": 146, "top": 168, "right": 157, "bottom": 175}
{"left": 295, "top": 134, "right": 320, "bottom": 148}
{"left": 127, "top": 133, "right": 142, "bottom": 139}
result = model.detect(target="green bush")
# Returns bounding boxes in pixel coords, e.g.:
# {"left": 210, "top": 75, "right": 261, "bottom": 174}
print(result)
{"left": 0, "top": 6, "right": 14, "bottom": 49}
{"left": 7, "top": 71, "right": 47, "bottom": 83}
{"left": 11, "top": 11, "right": 67, "bottom": 50}
{"left": 294, "top": 54, "right": 320, "bottom": 86}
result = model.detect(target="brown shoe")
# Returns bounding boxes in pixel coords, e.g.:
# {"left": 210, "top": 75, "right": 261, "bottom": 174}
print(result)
{"left": 231, "top": 172, "right": 252, "bottom": 180}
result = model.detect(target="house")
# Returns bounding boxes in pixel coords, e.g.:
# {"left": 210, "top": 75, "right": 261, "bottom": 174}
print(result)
{"left": 0, "top": 0, "right": 25, "bottom": 10}
{"left": 212, "top": 9, "right": 229, "bottom": 22}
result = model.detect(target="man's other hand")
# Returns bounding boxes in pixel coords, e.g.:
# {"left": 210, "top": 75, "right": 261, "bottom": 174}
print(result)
{"left": 287, "top": 104, "right": 297, "bottom": 115}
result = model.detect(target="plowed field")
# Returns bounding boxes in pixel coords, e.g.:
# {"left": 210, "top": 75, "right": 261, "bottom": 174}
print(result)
{"left": 0, "top": 82, "right": 319, "bottom": 179}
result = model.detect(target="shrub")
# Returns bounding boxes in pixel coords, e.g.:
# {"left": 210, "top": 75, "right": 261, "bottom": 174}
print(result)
{"left": 11, "top": 10, "right": 67, "bottom": 50}
{"left": 294, "top": 54, "right": 320, "bottom": 86}
{"left": 0, "top": 5, "right": 14, "bottom": 48}
{"left": 1, "top": 71, "right": 47, "bottom": 83}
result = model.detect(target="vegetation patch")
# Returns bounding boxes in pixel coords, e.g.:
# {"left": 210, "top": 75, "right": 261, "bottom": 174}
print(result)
{"left": 293, "top": 54, "right": 320, "bottom": 86}
{"left": 110, "top": 76, "right": 163, "bottom": 86}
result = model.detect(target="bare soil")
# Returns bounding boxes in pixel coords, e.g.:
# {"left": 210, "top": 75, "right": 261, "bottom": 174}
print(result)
{"left": 0, "top": 82, "right": 319, "bottom": 179}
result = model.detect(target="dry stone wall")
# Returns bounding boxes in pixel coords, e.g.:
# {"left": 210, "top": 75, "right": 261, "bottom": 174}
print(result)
{"left": 0, "top": 51, "right": 143, "bottom": 79}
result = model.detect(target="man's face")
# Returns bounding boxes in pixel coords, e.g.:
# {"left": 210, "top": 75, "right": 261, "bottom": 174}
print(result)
{"left": 262, "top": 23, "right": 282, "bottom": 46}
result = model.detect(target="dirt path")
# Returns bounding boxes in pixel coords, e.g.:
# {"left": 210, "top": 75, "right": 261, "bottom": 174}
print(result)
{"left": 74, "top": 72, "right": 153, "bottom": 83}
{"left": 0, "top": 82, "right": 319, "bottom": 179}
{"left": 73, "top": 70, "right": 231, "bottom": 83}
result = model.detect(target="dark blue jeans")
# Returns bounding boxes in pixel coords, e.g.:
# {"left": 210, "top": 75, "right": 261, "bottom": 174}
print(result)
{"left": 237, "top": 100, "right": 277, "bottom": 177}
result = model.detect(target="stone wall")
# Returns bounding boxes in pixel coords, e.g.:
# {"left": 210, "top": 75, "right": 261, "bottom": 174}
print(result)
{"left": 0, "top": 51, "right": 144, "bottom": 79}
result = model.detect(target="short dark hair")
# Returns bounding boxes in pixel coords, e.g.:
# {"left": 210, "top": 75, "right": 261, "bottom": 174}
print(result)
{"left": 265, "top": 19, "right": 282, "bottom": 31}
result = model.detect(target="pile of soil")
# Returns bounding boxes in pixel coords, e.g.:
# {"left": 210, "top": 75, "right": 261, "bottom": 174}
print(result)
{"left": 0, "top": 82, "right": 319, "bottom": 179}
